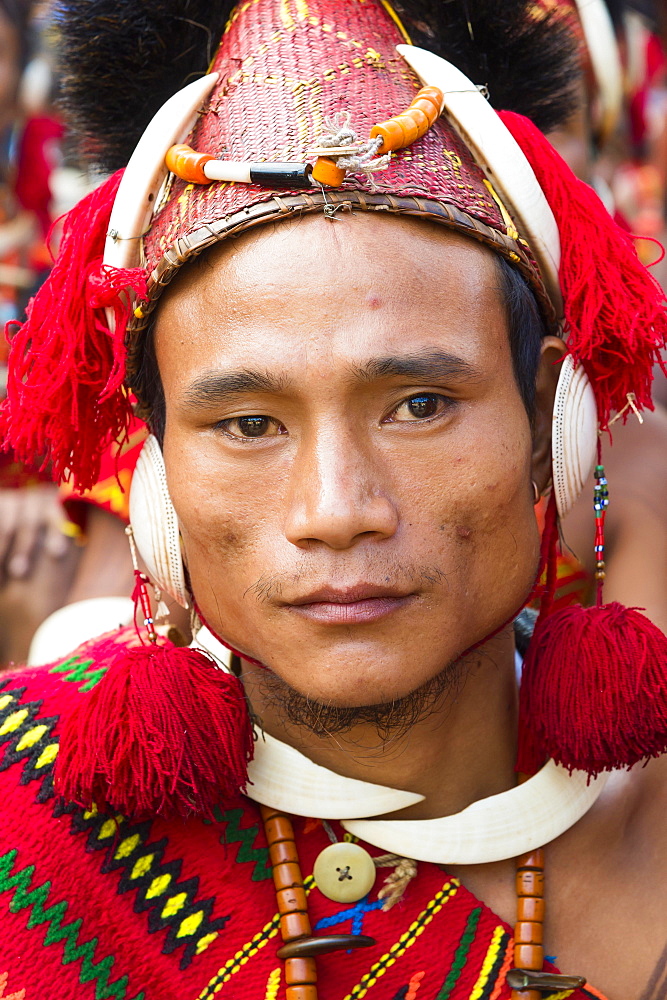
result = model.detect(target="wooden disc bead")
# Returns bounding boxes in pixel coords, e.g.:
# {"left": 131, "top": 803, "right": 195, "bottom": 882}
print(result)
{"left": 311, "top": 156, "right": 346, "bottom": 187}
{"left": 264, "top": 814, "right": 295, "bottom": 845}
{"left": 514, "top": 921, "right": 543, "bottom": 945}
{"left": 516, "top": 870, "right": 544, "bottom": 897}
{"left": 281, "top": 911, "right": 312, "bottom": 942}
{"left": 518, "top": 850, "right": 544, "bottom": 872}
{"left": 516, "top": 896, "right": 545, "bottom": 922}
{"left": 285, "top": 957, "right": 317, "bottom": 986}
{"left": 369, "top": 118, "right": 404, "bottom": 154}
{"left": 286, "top": 987, "right": 318, "bottom": 1000}
{"left": 514, "top": 943, "right": 544, "bottom": 971}
{"left": 276, "top": 886, "right": 308, "bottom": 916}
{"left": 269, "top": 838, "right": 299, "bottom": 866}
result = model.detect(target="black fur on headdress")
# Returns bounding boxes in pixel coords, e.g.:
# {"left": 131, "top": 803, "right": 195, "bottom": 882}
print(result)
{"left": 393, "top": 0, "right": 580, "bottom": 134}
{"left": 53, "top": 0, "right": 236, "bottom": 171}
{"left": 54, "top": 0, "right": 580, "bottom": 172}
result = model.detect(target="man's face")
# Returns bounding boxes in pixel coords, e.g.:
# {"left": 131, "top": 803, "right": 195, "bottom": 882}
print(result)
{"left": 155, "top": 213, "right": 541, "bottom": 708}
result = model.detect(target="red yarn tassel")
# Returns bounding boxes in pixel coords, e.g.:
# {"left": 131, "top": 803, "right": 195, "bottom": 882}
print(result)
{"left": 499, "top": 110, "right": 667, "bottom": 428}
{"left": 55, "top": 636, "right": 255, "bottom": 820}
{"left": 517, "top": 497, "right": 667, "bottom": 776}
{"left": 517, "top": 602, "right": 667, "bottom": 777}
{"left": 0, "top": 169, "right": 147, "bottom": 491}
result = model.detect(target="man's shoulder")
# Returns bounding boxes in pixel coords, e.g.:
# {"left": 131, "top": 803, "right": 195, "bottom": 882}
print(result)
{"left": 1, "top": 625, "right": 140, "bottom": 708}
{"left": 0, "top": 626, "right": 140, "bottom": 798}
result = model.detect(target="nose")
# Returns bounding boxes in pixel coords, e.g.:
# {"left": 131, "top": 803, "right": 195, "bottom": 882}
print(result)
{"left": 284, "top": 427, "right": 399, "bottom": 551}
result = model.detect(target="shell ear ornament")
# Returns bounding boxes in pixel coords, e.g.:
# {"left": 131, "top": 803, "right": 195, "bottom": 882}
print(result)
{"left": 129, "top": 434, "right": 189, "bottom": 609}
{"left": 551, "top": 355, "right": 598, "bottom": 518}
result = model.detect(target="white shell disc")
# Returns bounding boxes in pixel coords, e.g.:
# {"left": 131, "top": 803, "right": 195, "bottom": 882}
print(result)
{"left": 129, "top": 434, "right": 189, "bottom": 608}
{"left": 552, "top": 355, "right": 598, "bottom": 518}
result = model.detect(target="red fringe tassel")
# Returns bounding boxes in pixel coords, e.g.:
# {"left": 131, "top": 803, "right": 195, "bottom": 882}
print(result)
{"left": 55, "top": 636, "right": 255, "bottom": 820}
{"left": 0, "top": 169, "right": 147, "bottom": 491}
{"left": 517, "top": 497, "right": 667, "bottom": 776}
{"left": 499, "top": 110, "right": 667, "bottom": 428}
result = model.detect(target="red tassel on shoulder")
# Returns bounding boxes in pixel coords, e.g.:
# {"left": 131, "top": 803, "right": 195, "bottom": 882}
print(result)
{"left": 517, "top": 496, "right": 667, "bottom": 776}
{"left": 498, "top": 110, "right": 667, "bottom": 428}
{"left": 0, "top": 169, "right": 147, "bottom": 491}
{"left": 517, "top": 602, "right": 667, "bottom": 776}
{"left": 55, "top": 635, "right": 255, "bottom": 820}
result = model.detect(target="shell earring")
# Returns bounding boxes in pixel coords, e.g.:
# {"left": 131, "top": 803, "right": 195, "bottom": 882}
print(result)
{"left": 128, "top": 434, "right": 189, "bottom": 608}
{"left": 550, "top": 355, "right": 598, "bottom": 519}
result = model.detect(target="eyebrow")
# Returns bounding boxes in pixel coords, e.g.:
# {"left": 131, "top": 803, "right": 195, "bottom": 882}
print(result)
{"left": 183, "top": 351, "right": 483, "bottom": 408}
{"left": 184, "top": 369, "right": 286, "bottom": 408}
{"left": 352, "top": 351, "right": 483, "bottom": 384}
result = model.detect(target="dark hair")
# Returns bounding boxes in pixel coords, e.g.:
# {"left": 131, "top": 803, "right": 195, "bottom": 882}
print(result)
{"left": 497, "top": 255, "right": 546, "bottom": 422}
{"left": 134, "top": 251, "right": 546, "bottom": 445}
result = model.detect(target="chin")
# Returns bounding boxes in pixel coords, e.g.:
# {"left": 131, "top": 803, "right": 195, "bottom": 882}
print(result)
{"left": 253, "top": 647, "right": 465, "bottom": 737}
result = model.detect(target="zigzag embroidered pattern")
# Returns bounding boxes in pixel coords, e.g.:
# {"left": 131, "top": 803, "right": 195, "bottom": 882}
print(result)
{"left": 52, "top": 802, "right": 231, "bottom": 970}
{"left": 207, "top": 806, "right": 273, "bottom": 881}
{"left": 0, "top": 658, "right": 112, "bottom": 803}
{"left": 0, "top": 682, "right": 59, "bottom": 802}
{"left": 0, "top": 673, "right": 231, "bottom": 971}
{"left": 50, "top": 655, "right": 109, "bottom": 692}
{"left": 0, "top": 847, "right": 145, "bottom": 1000}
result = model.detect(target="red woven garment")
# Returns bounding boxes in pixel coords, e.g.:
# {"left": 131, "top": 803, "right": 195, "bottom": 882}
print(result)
{"left": 0, "top": 645, "right": 608, "bottom": 1000}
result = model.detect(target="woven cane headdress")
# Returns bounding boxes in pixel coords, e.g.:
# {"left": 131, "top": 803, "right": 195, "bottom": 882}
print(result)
{"left": 2, "top": 0, "right": 666, "bottom": 819}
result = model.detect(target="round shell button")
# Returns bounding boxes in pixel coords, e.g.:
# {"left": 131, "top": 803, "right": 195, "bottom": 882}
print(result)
{"left": 313, "top": 842, "right": 376, "bottom": 903}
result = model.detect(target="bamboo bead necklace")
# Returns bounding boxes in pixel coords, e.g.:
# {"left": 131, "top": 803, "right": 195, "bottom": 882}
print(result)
{"left": 259, "top": 808, "right": 586, "bottom": 1000}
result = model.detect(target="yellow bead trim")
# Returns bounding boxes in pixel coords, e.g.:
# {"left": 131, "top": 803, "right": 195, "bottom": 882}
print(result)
{"left": 342, "top": 880, "right": 460, "bottom": 1000}
{"left": 483, "top": 179, "right": 520, "bottom": 242}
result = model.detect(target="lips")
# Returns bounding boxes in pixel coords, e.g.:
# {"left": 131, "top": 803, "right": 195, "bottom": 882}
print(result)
{"left": 284, "top": 585, "right": 416, "bottom": 625}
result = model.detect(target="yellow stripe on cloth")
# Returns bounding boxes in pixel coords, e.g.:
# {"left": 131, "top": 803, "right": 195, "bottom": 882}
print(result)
{"left": 343, "top": 880, "right": 460, "bottom": 1000}
{"left": 469, "top": 925, "right": 506, "bottom": 1000}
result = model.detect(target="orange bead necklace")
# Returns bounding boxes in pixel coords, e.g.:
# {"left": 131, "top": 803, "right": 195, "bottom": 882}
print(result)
{"left": 259, "top": 808, "right": 587, "bottom": 1000}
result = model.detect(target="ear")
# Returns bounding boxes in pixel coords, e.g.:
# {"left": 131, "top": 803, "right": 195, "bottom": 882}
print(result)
{"left": 531, "top": 335, "right": 568, "bottom": 495}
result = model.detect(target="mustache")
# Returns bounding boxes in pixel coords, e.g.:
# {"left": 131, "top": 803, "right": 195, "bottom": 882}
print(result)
{"left": 244, "top": 561, "right": 449, "bottom": 603}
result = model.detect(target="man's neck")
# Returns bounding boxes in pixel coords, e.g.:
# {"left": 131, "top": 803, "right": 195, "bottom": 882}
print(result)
{"left": 241, "top": 628, "right": 519, "bottom": 820}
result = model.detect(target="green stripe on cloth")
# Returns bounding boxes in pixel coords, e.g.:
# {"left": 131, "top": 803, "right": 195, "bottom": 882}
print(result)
{"left": 436, "top": 906, "right": 483, "bottom": 999}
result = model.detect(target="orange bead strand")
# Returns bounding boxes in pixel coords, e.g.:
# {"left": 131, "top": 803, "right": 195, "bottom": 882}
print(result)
{"left": 261, "top": 805, "right": 318, "bottom": 1000}
{"left": 165, "top": 143, "right": 215, "bottom": 184}
{"left": 511, "top": 849, "right": 545, "bottom": 1000}
{"left": 370, "top": 85, "right": 444, "bottom": 154}
{"left": 310, "top": 156, "right": 347, "bottom": 188}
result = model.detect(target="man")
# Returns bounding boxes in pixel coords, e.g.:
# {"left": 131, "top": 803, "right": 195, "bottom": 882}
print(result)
{"left": 0, "top": 2, "right": 666, "bottom": 999}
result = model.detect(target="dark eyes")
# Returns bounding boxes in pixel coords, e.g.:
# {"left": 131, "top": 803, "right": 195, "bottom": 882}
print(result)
{"left": 390, "top": 393, "right": 446, "bottom": 422}
{"left": 216, "top": 393, "right": 451, "bottom": 440}
{"left": 216, "top": 415, "right": 284, "bottom": 439}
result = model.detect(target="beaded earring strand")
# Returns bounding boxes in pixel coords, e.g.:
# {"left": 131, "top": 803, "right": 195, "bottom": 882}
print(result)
{"left": 593, "top": 454, "right": 609, "bottom": 601}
